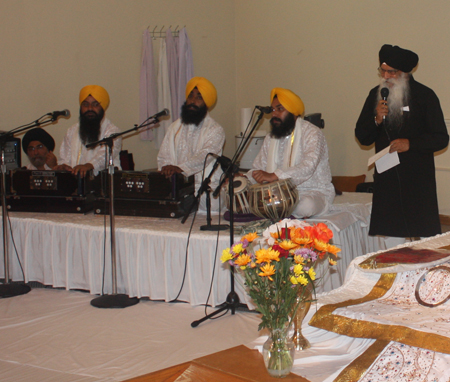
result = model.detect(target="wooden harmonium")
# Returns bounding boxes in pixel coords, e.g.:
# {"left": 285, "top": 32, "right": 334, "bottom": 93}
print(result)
{"left": 6, "top": 169, "right": 96, "bottom": 214}
{"left": 94, "top": 170, "right": 195, "bottom": 218}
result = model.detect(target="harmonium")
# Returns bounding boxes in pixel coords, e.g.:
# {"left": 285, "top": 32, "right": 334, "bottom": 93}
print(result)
{"left": 93, "top": 170, "right": 196, "bottom": 218}
{"left": 6, "top": 169, "right": 96, "bottom": 214}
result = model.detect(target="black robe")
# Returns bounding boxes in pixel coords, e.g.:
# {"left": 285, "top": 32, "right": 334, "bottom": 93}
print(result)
{"left": 355, "top": 76, "right": 449, "bottom": 237}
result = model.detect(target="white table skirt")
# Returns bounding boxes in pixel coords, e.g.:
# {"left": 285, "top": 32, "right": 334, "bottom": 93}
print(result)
{"left": 0, "top": 192, "right": 380, "bottom": 306}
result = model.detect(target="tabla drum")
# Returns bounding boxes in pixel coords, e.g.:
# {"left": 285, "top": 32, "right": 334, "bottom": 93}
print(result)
{"left": 226, "top": 175, "right": 251, "bottom": 214}
{"left": 248, "top": 179, "right": 299, "bottom": 220}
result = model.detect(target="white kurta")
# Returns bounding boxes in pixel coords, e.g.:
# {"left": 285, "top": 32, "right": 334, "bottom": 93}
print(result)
{"left": 247, "top": 118, "right": 335, "bottom": 217}
{"left": 157, "top": 113, "right": 225, "bottom": 211}
{"left": 59, "top": 118, "right": 122, "bottom": 175}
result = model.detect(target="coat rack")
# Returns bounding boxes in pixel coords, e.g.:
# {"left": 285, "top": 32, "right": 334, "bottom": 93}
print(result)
{"left": 148, "top": 25, "right": 185, "bottom": 39}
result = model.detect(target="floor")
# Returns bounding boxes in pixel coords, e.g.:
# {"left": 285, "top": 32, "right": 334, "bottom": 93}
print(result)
{"left": 0, "top": 288, "right": 262, "bottom": 382}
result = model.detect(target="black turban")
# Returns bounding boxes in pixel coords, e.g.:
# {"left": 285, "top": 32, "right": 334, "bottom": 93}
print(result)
{"left": 22, "top": 128, "right": 55, "bottom": 153}
{"left": 379, "top": 44, "right": 419, "bottom": 73}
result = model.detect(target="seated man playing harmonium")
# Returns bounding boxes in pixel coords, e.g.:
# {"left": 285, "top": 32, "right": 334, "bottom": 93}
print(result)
{"left": 157, "top": 76, "right": 226, "bottom": 212}
{"left": 22, "top": 128, "right": 58, "bottom": 171}
{"left": 247, "top": 88, "right": 335, "bottom": 218}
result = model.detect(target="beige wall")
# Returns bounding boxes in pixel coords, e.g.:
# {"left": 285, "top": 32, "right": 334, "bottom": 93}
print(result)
{"left": 2, "top": 0, "right": 450, "bottom": 210}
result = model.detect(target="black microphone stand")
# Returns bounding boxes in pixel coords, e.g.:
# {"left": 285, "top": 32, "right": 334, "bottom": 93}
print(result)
{"left": 89, "top": 116, "right": 161, "bottom": 308}
{"left": 191, "top": 109, "right": 266, "bottom": 327}
{"left": 0, "top": 113, "right": 60, "bottom": 298}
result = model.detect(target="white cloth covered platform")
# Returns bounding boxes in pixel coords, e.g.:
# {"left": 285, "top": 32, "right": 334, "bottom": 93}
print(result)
{"left": 0, "top": 192, "right": 380, "bottom": 307}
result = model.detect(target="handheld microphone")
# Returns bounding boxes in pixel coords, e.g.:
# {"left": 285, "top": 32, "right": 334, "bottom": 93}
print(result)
{"left": 150, "top": 108, "right": 170, "bottom": 119}
{"left": 255, "top": 105, "right": 272, "bottom": 114}
{"left": 381, "top": 88, "right": 389, "bottom": 122}
{"left": 49, "top": 109, "right": 70, "bottom": 120}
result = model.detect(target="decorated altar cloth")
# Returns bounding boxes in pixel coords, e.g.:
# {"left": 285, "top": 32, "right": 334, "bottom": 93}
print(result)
{"left": 0, "top": 192, "right": 379, "bottom": 306}
{"left": 252, "top": 232, "right": 450, "bottom": 382}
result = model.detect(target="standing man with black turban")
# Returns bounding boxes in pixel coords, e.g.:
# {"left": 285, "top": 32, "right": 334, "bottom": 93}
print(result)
{"left": 248, "top": 88, "right": 335, "bottom": 218}
{"left": 22, "top": 128, "right": 57, "bottom": 170}
{"left": 355, "top": 44, "right": 448, "bottom": 246}
{"left": 157, "top": 76, "right": 225, "bottom": 212}
{"left": 56, "top": 85, "right": 122, "bottom": 177}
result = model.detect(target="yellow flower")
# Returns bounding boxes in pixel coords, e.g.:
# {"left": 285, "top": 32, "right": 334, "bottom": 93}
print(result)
{"left": 290, "top": 275, "right": 299, "bottom": 285}
{"left": 235, "top": 254, "right": 252, "bottom": 269}
{"left": 232, "top": 243, "right": 244, "bottom": 254}
{"left": 242, "top": 232, "right": 258, "bottom": 243}
{"left": 296, "top": 275, "right": 309, "bottom": 285}
{"left": 308, "top": 267, "right": 316, "bottom": 281}
{"left": 294, "top": 255, "right": 306, "bottom": 265}
{"left": 293, "top": 263, "right": 304, "bottom": 276}
{"left": 221, "top": 248, "right": 234, "bottom": 263}
{"left": 278, "top": 240, "right": 298, "bottom": 251}
{"left": 329, "top": 258, "right": 337, "bottom": 265}
{"left": 258, "top": 263, "right": 276, "bottom": 280}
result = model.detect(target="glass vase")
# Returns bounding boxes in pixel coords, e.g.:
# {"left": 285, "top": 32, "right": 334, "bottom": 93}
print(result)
{"left": 291, "top": 288, "right": 312, "bottom": 351}
{"left": 262, "top": 326, "right": 295, "bottom": 378}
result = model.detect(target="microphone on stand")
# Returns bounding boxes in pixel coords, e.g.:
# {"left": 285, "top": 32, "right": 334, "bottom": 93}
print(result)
{"left": 48, "top": 109, "right": 70, "bottom": 120}
{"left": 255, "top": 105, "right": 272, "bottom": 114}
{"left": 381, "top": 88, "right": 389, "bottom": 122}
{"left": 149, "top": 108, "right": 170, "bottom": 120}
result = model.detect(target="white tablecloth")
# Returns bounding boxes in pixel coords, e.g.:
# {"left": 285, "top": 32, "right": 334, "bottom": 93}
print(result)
{"left": 0, "top": 192, "right": 380, "bottom": 306}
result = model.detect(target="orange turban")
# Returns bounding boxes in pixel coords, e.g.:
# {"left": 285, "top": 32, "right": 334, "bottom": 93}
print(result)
{"left": 270, "top": 88, "right": 304, "bottom": 116}
{"left": 185, "top": 77, "right": 217, "bottom": 108}
{"left": 79, "top": 85, "right": 110, "bottom": 111}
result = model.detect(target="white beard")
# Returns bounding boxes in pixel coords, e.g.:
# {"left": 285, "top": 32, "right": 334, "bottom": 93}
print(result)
{"left": 377, "top": 72, "right": 410, "bottom": 126}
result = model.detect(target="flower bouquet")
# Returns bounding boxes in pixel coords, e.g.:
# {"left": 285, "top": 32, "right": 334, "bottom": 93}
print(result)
{"left": 221, "top": 218, "right": 340, "bottom": 378}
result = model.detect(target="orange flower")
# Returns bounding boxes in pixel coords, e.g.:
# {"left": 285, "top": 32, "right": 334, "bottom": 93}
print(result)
{"left": 290, "top": 227, "right": 313, "bottom": 246}
{"left": 313, "top": 239, "right": 329, "bottom": 254}
{"left": 242, "top": 232, "right": 258, "bottom": 243}
{"left": 235, "top": 254, "right": 252, "bottom": 268}
{"left": 255, "top": 248, "right": 280, "bottom": 264}
{"left": 278, "top": 240, "right": 298, "bottom": 251}
{"left": 258, "top": 263, "right": 276, "bottom": 280}
{"left": 313, "top": 223, "right": 333, "bottom": 243}
{"left": 327, "top": 244, "right": 341, "bottom": 256}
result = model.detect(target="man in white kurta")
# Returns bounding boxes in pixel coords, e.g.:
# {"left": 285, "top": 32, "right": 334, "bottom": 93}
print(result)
{"left": 247, "top": 88, "right": 334, "bottom": 218}
{"left": 57, "top": 85, "right": 121, "bottom": 177}
{"left": 157, "top": 77, "right": 225, "bottom": 212}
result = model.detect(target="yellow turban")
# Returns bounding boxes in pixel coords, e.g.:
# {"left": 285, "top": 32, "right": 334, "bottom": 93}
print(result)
{"left": 185, "top": 77, "right": 217, "bottom": 108}
{"left": 270, "top": 88, "right": 304, "bottom": 116}
{"left": 79, "top": 85, "right": 110, "bottom": 111}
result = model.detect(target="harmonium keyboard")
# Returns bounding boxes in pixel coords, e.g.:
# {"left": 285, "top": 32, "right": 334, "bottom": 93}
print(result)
{"left": 6, "top": 169, "right": 96, "bottom": 214}
{"left": 93, "top": 170, "right": 196, "bottom": 218}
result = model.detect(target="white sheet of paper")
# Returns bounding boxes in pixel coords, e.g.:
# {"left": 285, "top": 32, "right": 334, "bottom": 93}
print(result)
{"left": 368, "top": 146, "right": 400, "bottom": 173}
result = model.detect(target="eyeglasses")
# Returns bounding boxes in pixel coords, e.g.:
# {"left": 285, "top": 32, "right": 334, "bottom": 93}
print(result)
{"left": 27, "top": 144, "right": 46, "bottom": 153}
{"left": 378, "top": 67, "right": 399, "bottom": 76}
{"left": 81, "top": 101, "right": 101, "bottom": 108}
{"left": 271, "top": 105, "right": 286, "bottom": 113}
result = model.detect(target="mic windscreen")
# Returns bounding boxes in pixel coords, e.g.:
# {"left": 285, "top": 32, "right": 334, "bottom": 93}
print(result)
{"left": 381, "top": 87, "right": 389, "bottom": 99}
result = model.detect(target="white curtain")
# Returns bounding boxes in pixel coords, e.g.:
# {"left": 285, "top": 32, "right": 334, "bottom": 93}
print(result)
{"left": 139, "top": 29, "right": 158, "bottom": 141}
{"left": 139, "top": 27, "right": 194, "bottom": 144}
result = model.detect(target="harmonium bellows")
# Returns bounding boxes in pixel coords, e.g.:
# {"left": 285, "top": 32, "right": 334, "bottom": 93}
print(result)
{"left": 6, "top": 169, "right": 96, "bottom": 213}
{"left": 94, "top": 170, "right": 195, "bottom": 218}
